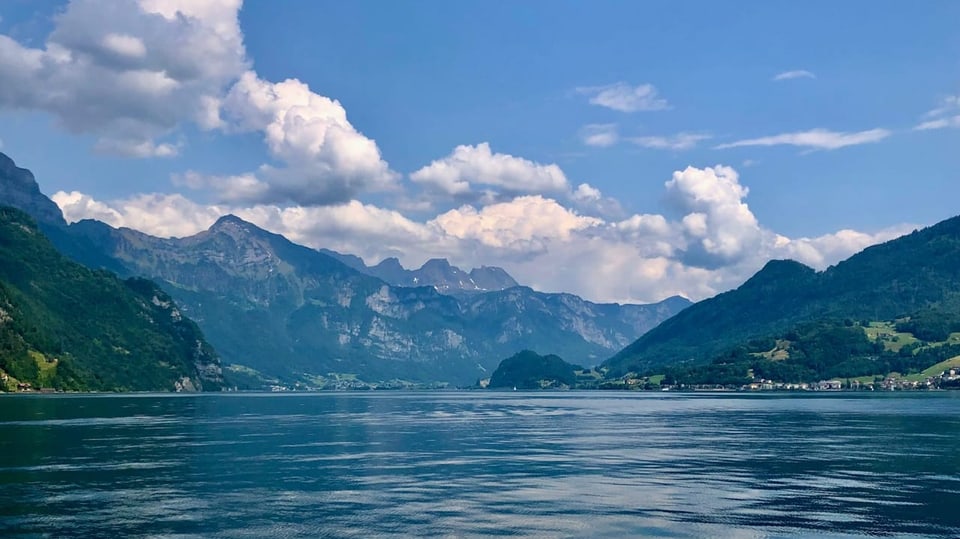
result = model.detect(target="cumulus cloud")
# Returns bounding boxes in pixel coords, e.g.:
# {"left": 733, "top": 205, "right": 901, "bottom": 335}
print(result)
{"left": 773, "top": 70, "right": 816, "bottom": 81}
{"left": 0, "top": 0, "right": 398, "bottom": 205}
{"left": 577, "top": 82, "right": 669, "bottom": 112}
{"left": 774, "top": 226, "right": 914, "bottom": 269}
{"left": 0, "top": 0, "right": 247, "bottom": 156}
{"left": 580, "top": 123, "right": 619, "bottom": 147}
{"left": 663, "top": 165, "right": 763, "bottom": 267}
{"left": 52, "top": 164, "right": 912, "bottom": 304}
{"left": 572, "top": 183, "right": 601, "bottom": 202}
{"left": 715, "top": 128, "right": 891, "bottom": 150}
{"left": 53, "top": 190, "right": 225, "bottom": 237}
{"left": 630, "top": 132, "right": 711, "bottom": 150}
{"left": 192, "top": 71, "right": 401, "bottom": 205}
{"left": 410, "top": 143, "right": 569, "bottom": 203}
{"left": 914, "top": 96, "right": 960, "bottom": 130}
{"left": 432, "top": 195, "right": 601, "bottom": 252}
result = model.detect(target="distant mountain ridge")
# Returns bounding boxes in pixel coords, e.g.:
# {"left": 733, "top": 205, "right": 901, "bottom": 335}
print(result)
{"left": 319, "top": 249, "right": 519, "bottom": 294}
{"left": 66, "top": 214, "right": 688, "bottom": 385}
{"left": 604, "top": 216, "right": 960, "bottom": 375}
{"left": 0, "top": 151, "right": 690, "bottom": 386}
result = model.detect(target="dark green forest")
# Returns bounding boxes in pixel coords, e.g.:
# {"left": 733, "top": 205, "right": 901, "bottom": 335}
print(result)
{"left": 488, "top": 350, "right": 583, "bottom": 389}
{"left": 0, "top": 207, "right": 222, "bottom": 391}
{"left": 660, "top": 318, "right": 960, "bottom": 386}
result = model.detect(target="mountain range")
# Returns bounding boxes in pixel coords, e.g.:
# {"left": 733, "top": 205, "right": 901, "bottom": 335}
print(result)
{"left": 4, "top": 145, "right": 958, "bottom": 391}
{"left": 604, "top": 216, "right": 960, "bottom": 376}
{"left": 0, "top": 152, "right": 690, "bottom": 387}
{"left": 319, "top": 249, "right": 519, "bottom": 295}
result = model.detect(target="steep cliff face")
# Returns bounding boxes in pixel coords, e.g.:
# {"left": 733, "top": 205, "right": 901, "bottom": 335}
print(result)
{"left": 0, "top": 153, "right": 66, "bottom": 227}
{"left": 0, "top": 207, "right": 222, "bottom": 392}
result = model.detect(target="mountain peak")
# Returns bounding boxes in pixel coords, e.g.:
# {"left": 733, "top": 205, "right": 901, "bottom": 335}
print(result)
{"left": 206, "top": 214, "right": 267, "bottom": 237}
{"left": 211, "top": 214, "right": 249, "bottom": 228}
{"left": 420, "top": 258, "right": 453, "bottom": 271}
{"left": 469, "top": 265, "right": 519, "bottom": 290}
{"left": 0, "top": 152, "right": 66, "bottom": 227}
{"left": 740, "top": 259, "right": 816, "bottom": 288}
{"left": 374, "top": 257, "right": 404, "bottom": 271}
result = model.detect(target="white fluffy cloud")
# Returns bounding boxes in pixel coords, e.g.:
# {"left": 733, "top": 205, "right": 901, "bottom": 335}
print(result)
{"left": 715, "top": 128, "right": 891, "bottom": 150}
{"left": 432, "top": 195, "right": 601, "bottom": 252}
{"left": 51, "top": 164, "right": 912, "bottom": 304}
{"left": 664, "top": 165, "right": 763, "bottom": 267}
{"left": 914, "top": 96, "right": 960, "bottom": 131}
{"left": 0, "top": 0, "right": 247, "bottom": 156}
{"left": 53, "top": 190, "right": 225, "bottom": 237}
{"left": 188, "top": 71, "right": 400, "bottom": 205}
{"left": 775, "top": 227, "right": 913, "bottom": 269}
{"left": 631, "top": 133, "right": 711, "bottom": 150}
{"left": 410, "top": 143, "right": 569, "bottom": 202}
{"left": 577, "top": 83, "right": 669, "bottom": 112}
{"left": 772, "top": 70, "right": 816, "bottom": 81}
{"left": 0, "top": 1, "right": 399, "bottom": 206}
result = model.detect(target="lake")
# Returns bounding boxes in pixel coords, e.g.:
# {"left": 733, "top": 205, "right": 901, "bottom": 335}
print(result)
{"left": 1, "top": 392, "right": 958, "bottom": 538}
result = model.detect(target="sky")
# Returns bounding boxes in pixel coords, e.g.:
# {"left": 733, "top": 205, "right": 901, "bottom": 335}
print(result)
{"left": 0, "top": 0, "right": 957, "bottom": 304}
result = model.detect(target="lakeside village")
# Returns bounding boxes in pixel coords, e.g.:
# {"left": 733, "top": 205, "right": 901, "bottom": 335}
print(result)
{"left": 6, "top": 367, "right": 960, "bottom": 393}
{"left": 270, "top": 373, "right": 960, "bottom": 392}
{"left": 597, "top": 367, "right": 960, "bottom": 392}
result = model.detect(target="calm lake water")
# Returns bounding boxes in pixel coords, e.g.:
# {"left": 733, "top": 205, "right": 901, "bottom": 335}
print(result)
{"left": 1, "top": 392, "right": 959, "bottom": 538}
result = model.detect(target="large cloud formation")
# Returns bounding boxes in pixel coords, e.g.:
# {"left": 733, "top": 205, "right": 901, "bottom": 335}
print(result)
{"left": 0, "top": 0, "right": 246, "bottom": 156}
{"left": 0, "top": 0, "right": 398, "bottom": 205}
{"left": 193, "top": 71, "right": 399, "bottom": 205}
{"left": 53, "top": 164, "right": 912, "bottom": 304}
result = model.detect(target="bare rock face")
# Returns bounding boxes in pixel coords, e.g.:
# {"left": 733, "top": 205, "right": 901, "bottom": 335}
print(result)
{"left": 0, "top": 153, "right": 66, "bottom": 227}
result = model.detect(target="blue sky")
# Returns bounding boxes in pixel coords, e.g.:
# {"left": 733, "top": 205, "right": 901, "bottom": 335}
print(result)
{"left": 0, "top": 1, "right": 957, "bottom": 303}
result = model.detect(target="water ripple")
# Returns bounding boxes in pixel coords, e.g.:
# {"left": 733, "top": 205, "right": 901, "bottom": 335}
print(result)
{"left": 1, "top": 392, "right": 959, "bottom": 538}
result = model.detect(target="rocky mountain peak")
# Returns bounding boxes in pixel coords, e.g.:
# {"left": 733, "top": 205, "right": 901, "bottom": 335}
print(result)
{"left": 375, "top": 257, "right": 404, "bottom": 272}
{"left": 469, "top": 266, "right": 519, "bottom": 290}
{"left": 420, "top": 258, "right": 453, "bottom": 271}
{"left": 209, "top": 214, "right": 256, "bottom": 235}
{"left": 0, "top": 152, "right": 66, "bottom": 227}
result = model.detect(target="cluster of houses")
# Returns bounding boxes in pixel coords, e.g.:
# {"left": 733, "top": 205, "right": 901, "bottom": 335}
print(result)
{"left": 740, "top": 368, "right": 960, "bottom": 392}
{"left": 632, "top": 367, "right": 960, "bottom": 392}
